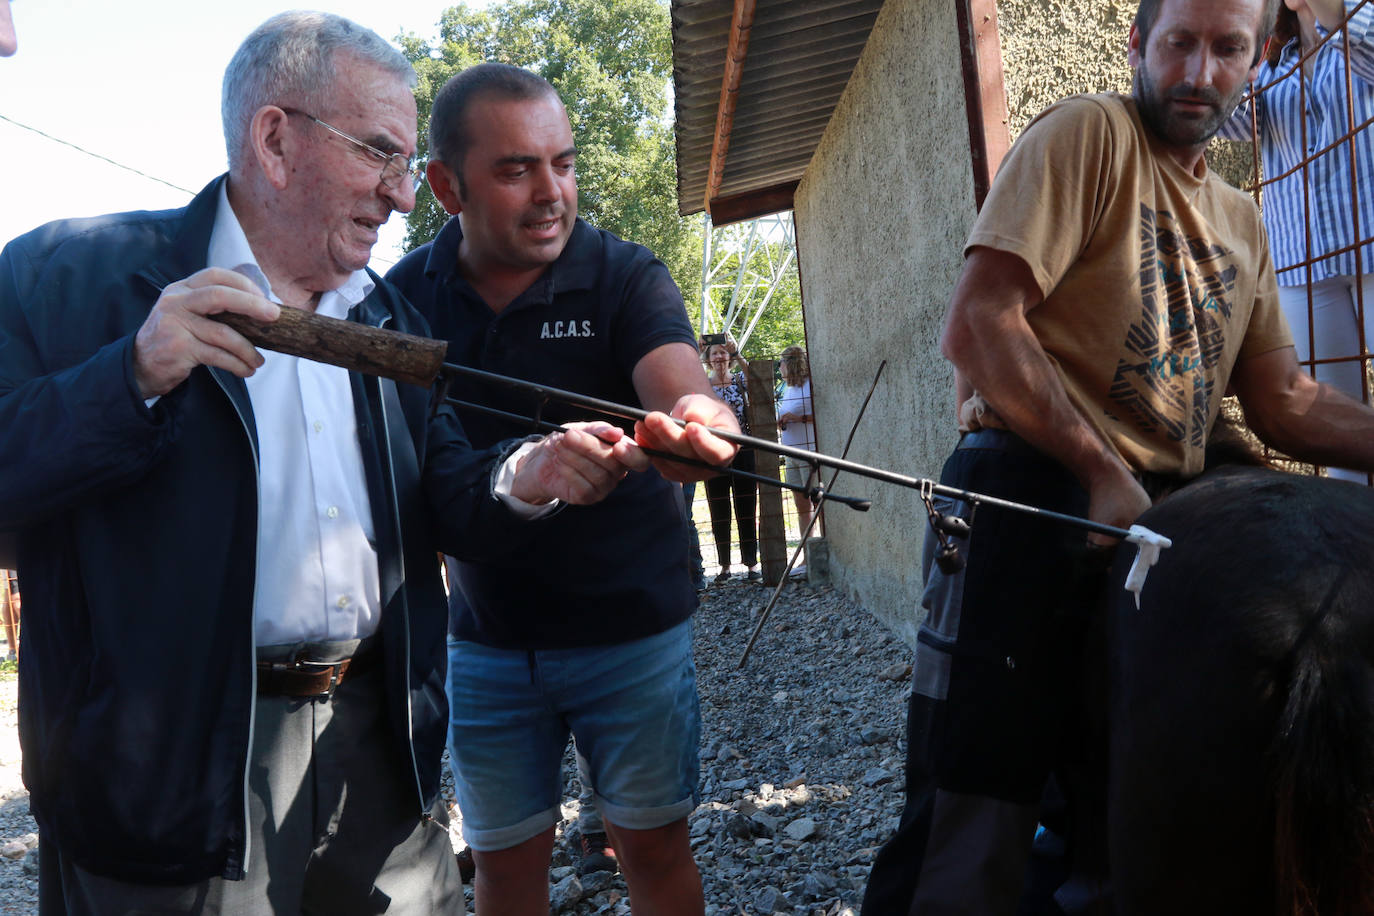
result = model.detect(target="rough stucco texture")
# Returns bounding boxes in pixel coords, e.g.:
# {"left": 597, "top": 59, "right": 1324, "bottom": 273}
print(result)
{"left": 793, "top": 0, "right": 973, "bottom": 646}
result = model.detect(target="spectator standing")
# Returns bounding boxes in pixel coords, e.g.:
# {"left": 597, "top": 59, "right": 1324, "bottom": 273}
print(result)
{"left": 777, "top": 344, "right": 820, "bottom": 546}
{"left": 704, "top": 341, "right": 759, "bottom": 582}
{"left": 1220, "top": 0, "right": 1374, "bottom": 481}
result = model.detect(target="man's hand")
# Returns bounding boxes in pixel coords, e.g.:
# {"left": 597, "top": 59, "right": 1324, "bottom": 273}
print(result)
{"left": 133, "top": 267, "right": 281, "bottom": 398}
{"left": 633, "top": 393, "right": 740, "bottom": 482}
{"left": 510, "top": 421, "right": 649, "bottom": 506}
{"left": 1084, "top": 461, "right": 1152, "bottom": 547}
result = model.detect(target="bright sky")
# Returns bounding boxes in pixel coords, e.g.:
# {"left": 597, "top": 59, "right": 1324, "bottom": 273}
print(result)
{"left": 0, "top": 1, "right": 471, "bottom": 271}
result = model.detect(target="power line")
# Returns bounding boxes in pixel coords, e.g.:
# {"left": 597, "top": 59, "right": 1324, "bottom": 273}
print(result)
{"left": 0, "top": 112, "right": 402, "bottom": 268}
{"left": 0, "top": 112, "right": 195, "bottom": 194}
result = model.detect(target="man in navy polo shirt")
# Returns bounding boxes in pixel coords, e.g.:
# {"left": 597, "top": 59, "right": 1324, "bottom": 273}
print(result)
{"left": 386, "top": 63, "right": 735, "bottom": 916}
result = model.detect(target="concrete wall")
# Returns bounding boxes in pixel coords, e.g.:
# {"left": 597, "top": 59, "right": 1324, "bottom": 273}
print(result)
{"left": 793, "top": 0, "right": 973, "bottom": 645}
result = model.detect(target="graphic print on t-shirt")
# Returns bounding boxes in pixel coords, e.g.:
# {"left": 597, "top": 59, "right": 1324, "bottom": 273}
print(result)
{"left": 1107, "top": 203, "right": 1238, "bottom": 448}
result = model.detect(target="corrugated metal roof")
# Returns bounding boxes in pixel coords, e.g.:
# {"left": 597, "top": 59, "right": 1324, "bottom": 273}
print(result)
{"left": 671, "top": 0, "right": 885, "bottom": 222}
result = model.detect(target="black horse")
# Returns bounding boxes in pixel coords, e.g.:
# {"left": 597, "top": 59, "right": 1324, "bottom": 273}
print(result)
{"left": 1106, "top": 465, "right": 1374, "bottom": 914}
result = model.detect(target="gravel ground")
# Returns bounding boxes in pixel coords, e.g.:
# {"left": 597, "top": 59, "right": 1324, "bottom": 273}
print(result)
{"left": 0, "top": 573, "right": 913, "bottom": 914}
{"left": 0, "top": 662, "right": 36, "bottom": 915}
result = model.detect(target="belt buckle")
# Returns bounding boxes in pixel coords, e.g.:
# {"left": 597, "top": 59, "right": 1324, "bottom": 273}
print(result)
{"left": 290, "top": 653, "right": 345, "bottom": 700}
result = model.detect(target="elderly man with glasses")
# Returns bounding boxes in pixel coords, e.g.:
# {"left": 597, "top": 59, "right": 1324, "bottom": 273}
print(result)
{"left": 0, "top": 12, "right": 719, "bottom": 914}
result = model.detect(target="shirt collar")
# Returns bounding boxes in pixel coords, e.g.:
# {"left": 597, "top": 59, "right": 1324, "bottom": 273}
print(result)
{"left": 208, "top": 181, "right": 375, "bottom": 320}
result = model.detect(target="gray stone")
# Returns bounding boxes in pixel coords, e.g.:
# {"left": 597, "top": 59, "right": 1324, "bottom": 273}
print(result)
{"left": 877, "top": 662, "right": 912, "bottom": 681}
{"left": 750, "top": 812, "right": 779, "bottom": 836}
{"left": 784, "top": 817, "right": 818, "bottom": 841}
{"left": 723, "top": 812, "right": 753, "bottom": 840}
{"left": 581, "top": 870, "right": 616, "bottom": 894}
{"left": 756, "top": 885, "right": 792, "bottom": 914}
{"left": 550, "top": 873, "right": 583, "bottom": 910}
{"left": 861, "top": 767, "right": 896, "bottom": 787}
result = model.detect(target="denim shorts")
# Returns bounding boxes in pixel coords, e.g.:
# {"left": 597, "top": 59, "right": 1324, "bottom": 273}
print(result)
{"left": 446, "top": 619, "right": 701, "bottom": 851}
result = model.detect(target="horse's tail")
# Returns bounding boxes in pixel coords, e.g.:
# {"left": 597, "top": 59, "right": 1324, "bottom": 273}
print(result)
{"left": 1271, "top": 574, "right": 1374, "bottom": 916}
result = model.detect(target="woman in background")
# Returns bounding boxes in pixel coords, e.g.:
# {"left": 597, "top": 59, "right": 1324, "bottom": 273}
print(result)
{"left": 1220, "top": 0, "right": 1374, "bottom": 481}
{"left": 777, "top": 346, "right": 820, "bottom": 552}
{"left": 704, "top": 341, "right": 758, "bottom": 582}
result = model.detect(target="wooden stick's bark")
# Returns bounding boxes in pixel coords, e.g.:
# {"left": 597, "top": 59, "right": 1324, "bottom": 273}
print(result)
{"left": 214, "top": 306, "right": 448, "bottom": 389}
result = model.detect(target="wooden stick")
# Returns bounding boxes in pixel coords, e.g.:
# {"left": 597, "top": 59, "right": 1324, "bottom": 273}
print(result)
{"left": 214, "top": 306, "right": 447, "bottom": 389}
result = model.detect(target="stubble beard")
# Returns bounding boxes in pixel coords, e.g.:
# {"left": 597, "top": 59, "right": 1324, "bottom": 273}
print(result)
{"left": 1133, "top": 63, "right": 1247, "bottom": 150}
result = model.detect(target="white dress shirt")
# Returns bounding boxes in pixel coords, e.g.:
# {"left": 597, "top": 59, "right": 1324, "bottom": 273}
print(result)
{"left": 207, "top": 186, "right": 556, "bottom": 646}
{"left": 209, "top": 185, "right": 381, "bottom": 646}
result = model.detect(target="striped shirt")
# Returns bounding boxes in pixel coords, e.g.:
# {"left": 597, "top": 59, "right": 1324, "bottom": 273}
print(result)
{"left": 1219, "top": 0, "right": 1374, "bottom": 284}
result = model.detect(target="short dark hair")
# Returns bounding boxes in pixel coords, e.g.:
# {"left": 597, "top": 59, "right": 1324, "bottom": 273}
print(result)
{"left": 1134, "top": 0, "right": 1281, "bottom": 66}
{"left": 428, "top": 63, "right": 558, "bottom": 191}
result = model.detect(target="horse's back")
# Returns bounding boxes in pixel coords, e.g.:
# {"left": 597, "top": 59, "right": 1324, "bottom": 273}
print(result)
{"left": 1109, "top": 467, "right": 1374, "bottom": 915}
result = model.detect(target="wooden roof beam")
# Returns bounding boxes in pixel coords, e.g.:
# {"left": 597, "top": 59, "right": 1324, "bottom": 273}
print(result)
{"left": 705, "top": 0, "right": 758, "bottom": 215}
{"left": 707, "top": 179, "right": 800, "bottom": 226}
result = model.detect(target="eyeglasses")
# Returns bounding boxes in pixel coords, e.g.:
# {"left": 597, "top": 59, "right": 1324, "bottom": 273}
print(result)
{"left": 281, "top": 108, "right": 424, "bottom": 192}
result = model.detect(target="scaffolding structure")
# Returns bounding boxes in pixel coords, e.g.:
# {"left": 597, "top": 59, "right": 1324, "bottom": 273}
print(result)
{"left": 697, "top": 211, "right": 797, "bottom": 348}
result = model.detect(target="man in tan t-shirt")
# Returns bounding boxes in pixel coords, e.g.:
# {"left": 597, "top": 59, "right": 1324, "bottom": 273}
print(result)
{"left": 862, "top": 0, "right": 1374, "bottom": 913}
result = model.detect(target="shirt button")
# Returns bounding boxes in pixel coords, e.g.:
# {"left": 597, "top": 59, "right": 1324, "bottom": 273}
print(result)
{"left": 313, "top": 421, "right": 324, "bottom": 433}
{"left": 326, "top": 506, "right": 339, "bottom": 519}
{"left": 336, "top": 595, "right": 350, "bottom": 608}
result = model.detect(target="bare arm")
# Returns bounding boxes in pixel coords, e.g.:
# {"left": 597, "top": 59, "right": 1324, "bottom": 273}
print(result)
{"left": 1230, "top": 345, "right": 1374, "bottom": 470}
{"left": 631, "top": 341, "right": 740, "bottom": 482}
{"left": 941, "top": 246, "right": 1150, "bottom": 540}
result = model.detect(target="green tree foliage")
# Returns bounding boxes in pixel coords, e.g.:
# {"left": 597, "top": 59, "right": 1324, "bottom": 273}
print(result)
{"left": 396, "top": 0, "right": 700, "bottom": 304}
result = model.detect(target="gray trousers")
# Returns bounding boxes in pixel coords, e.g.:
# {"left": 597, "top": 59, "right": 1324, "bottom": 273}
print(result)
{"left": 41, "top": 642, "right": 463, "bottom": 915}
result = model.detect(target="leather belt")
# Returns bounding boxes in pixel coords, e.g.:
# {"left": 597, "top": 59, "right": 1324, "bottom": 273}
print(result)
{"left": 256, "top": 644, "right": 379, "bottom": 699}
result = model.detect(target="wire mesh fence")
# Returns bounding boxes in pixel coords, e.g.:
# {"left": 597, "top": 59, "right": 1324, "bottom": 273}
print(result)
{"left": 1231, "top": 0, "right": 1373, "bottom": 482}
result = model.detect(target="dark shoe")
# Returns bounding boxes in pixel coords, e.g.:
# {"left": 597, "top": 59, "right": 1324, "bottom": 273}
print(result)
{"left": 455, "top": 846, "right": 476, "bottom": 883}
{"left": 714, "top": 569, "right": 732, "bottom": 584}
{"left": 746, "top": 568, "right": 761, "bottom": 581}
{"left": 578, "top": 830, "right": 619, "bottom": 875}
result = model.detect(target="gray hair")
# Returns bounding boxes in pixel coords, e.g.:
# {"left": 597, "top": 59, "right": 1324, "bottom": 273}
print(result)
{"left": 222, "top": 11, "right": 415, "bottom": 169}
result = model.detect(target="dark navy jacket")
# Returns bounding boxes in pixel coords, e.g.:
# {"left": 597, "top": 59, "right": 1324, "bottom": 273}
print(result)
{"left": 387, "top": 217, "right": 698, "bottom": 649}
{"left": 0, "top": 177, "right": 536, "bottom": 883}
